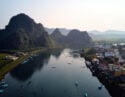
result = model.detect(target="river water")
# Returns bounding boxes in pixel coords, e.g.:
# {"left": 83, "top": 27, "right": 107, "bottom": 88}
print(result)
{"left": 0, "top": 49, "right": 111, "bottom": 97}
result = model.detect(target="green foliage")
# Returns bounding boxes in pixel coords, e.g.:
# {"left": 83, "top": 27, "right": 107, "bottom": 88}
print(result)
{"left": 0, "top": 60, "right": 12, "bottom": 68}
{"left": 0, "top": 13, "right": 57, "bottom": 50}
{"left": 0, "top": 48, "right": 48, "bottom": 80}
{"left": 86, "top": 48, "right": 96, "bottom": 55}
{"left": 81, "top": 48, "right": 96, "bottom": 61}
{"left": 0, "top": 53, "right": 8, "bottom": 59}
{"left": 0, "top": 53, "right": 12, "bottom": 68}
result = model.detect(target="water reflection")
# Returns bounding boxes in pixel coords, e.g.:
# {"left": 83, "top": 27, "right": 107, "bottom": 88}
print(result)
{"left": 69, "top": 50, "right": 80, "bottom": 58}
{"left": 50, "top": 48, "right": 63, "bottom": 59}
{"left": 95, "top": 74, "right": 125, "bottom": 97}
{"left": 0, "top": 49, "right": 112, "bottom": 97}
{"left": 10, "top": 51, "right": 51, "bottom": 81}
{"left": 10, "top": 49, "right": 64, "bottom": 82}
{"left": 86, "top": 60, "right": 125, "bottom": 97}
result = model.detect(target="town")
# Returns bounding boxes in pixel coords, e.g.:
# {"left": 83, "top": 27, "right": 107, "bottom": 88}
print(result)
{"left": 82, "top": 42, "right": 125, "bottom": 92}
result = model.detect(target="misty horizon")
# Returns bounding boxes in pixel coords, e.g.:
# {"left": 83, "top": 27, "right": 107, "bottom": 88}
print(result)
{"left": 0, "top": 0, "right": 125, "bottom": 31}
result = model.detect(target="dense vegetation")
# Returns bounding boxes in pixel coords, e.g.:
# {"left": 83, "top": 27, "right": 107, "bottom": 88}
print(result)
{"left": 0, "top": 13, "right": 57, "bottom": 50}
{"left": 51, "top": 28, "right": 93, "bottom": 49}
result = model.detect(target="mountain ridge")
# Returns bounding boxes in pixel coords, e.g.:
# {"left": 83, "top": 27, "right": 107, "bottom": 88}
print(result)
{"left": 0, "top": 13, "right": 56, "bottom": 50}
{"left": 47, "top": 27, "right": 125, "bottom": 41}
{"left": 0, "top": 13, "right": 93, "bottom": 50}
{"left": 89, "top": 30, "right": 125, "bottom": 41}
{"left": 51, "top": 29, "right": 93, "bottom": 49}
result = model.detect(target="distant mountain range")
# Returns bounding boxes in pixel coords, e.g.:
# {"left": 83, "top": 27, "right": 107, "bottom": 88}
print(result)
{"left": 45, "top": 28, "right": 70, "bottom": 35}
{"left": 51, "top": 29, "right": 93, "bottom": 48}
{"left": 46, "top": 28, "right": 125, "bottom": 42}
{"left": 89, "top": 30, "right": 125, "bottom": 41}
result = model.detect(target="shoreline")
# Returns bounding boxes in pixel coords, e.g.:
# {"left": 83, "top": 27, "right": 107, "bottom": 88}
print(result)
{"left": 0, "top": 48, "right": 49, "bottom": 81}
{"left": 85, "top": 60, "right": 125, "bottom": 97}
{"left": 80, "top": 45, "right": 125, "bottom": 96}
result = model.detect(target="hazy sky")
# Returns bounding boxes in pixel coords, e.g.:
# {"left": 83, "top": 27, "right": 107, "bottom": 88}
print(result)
{"left": 0, "top": 0, "right": 125, "bottom": 31}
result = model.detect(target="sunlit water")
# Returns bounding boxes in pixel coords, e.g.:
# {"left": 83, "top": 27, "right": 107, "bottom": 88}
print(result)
{"left": 0, "top": 49, "right": 111, "bottom": 97}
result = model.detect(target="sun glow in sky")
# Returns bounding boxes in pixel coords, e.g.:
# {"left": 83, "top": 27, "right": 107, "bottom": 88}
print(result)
{"left": 0, "top": 0, "right": 125, "bottom": 31}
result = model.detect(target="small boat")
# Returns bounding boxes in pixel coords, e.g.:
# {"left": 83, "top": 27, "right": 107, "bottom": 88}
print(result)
{"left": 98, "top": 85, "right": 103, "bottom": 90}
{"left": 21, "top": 60, "right": 27, "bottom": 64}
{"left": 27, "top": 81, "right": 32, "bottom": 86}
{"left": 75, "top": 81, "right": 78, "bottom": 87}
{"left": 33, "top": 54, "right": 38, "bottom": 57}
{"left": 52, "top": 67, "right": 56, "bottom": 68}
{"left": 2, "top": 84, "right": 8, "bottom": 88}
{"left": 98, "top": 86, "right": 102, "bottom": 90}
{"left": 84, "top": 92, "right": 88, "bottom": 97}
{"left": 21, "top": 59, "right": 29, "bottom": 64}
{"left": 0, "top": 89, "right": 4, "bottom": 93}
{"left": 30, "top": 56, "right": 33, "bottom": 59}
{"left": 0, "top": 81, "right": 5, "bottom": 86}
{"left": 29, "top": 56, "right": 33, "bottom": 60}
{"left": 0, "top": 81, "right": 8, "bottom": 88}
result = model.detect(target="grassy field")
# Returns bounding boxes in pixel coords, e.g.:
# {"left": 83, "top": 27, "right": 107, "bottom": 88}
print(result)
{"left": 0, "top": 54, "right": 29, "bottom": 80}
{"left": 0, "top": 53, "right": 8, "bottom": 58}
{"left": 0, "top": 53, "right": 12, "bottom": 68}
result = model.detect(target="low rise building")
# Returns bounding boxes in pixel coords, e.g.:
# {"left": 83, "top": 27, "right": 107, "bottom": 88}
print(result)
{"left": 104, "top": 49, "right": 116, "bottom": 57}
{"left": 4, "top": 55, "right": 19, "bottom": 61}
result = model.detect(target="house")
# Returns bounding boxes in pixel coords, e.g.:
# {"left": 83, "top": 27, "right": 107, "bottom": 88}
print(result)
{"left": 108, "top": 64, "right": 114, "bottom": 71}
{"left": 15, "top": 52, "right": 28, "bottom": 57}
{"left": 102, "top": 44, "right": 112, "bottom": 49}
{"left": 4, "top": 55, "right": 19, "bottom": 61}
{"left": 92, "top": 58, "right": 99, "bottom": 65}
{"left": 96, "top": 53, "right": 104, "bottom": 58}
{"left": 104, "top": 49, "right": 116, "bottom": 57}
{"left": 114, "top": 70, "right": 121, "bottom": 76}
{"left": 121, "top": 68, "right": 125, "bottom": 75}
{"left": 112, "top": 65, "right": 125, "bottom": 76}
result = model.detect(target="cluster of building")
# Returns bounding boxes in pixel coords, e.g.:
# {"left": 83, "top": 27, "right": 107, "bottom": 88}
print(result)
{"left": 4, "top": 55, "right": 19, "bottom": 61}
{"left": 3, "top": 52, "right": 28, "bottom": 61}
{"left": 92, "top": 43, "right": 125, "bottom": 77}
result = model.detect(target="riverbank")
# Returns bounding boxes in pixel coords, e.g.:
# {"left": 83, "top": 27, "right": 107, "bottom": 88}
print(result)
{"left": 0, "top": 48, "right": 48, "bottom": 80}
{"left": 0, "top": 48, "right": 111, "bottom": 97}
{"left": 85, "top": 60, "right": 125, "bottom": 97}
{"left": 81, "top": 44, "right": 125, "bottom": 96}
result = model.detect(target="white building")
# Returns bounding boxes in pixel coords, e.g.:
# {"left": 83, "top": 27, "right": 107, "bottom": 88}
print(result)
{"left": 4, "top": 55, "right": 19, "bottom": 61}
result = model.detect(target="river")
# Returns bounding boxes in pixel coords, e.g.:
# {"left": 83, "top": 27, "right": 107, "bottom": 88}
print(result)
{"left": 0, "top": 49, "right": 111, "bottom": 97}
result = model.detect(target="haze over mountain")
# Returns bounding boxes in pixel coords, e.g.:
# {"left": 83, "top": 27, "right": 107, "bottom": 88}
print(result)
{"left": 0, "top": 13, "right": 56, "bottom": 50}
{"left": 45, "top": 28, "right": 70, "bottom": 35}
{"left": 47, "top": 27, "right": 125, "bottom": 42}
{"left": 0, "top": 13, "right": 93, "bottom": 50}
{"left": 51, "top": 29, "right": 93, "bottom": 49}
{"left": 89, "top": 30, "right": 125, "bottom": 41}
{"left": 51, "top": 29, "right": 66, "bottom": 45}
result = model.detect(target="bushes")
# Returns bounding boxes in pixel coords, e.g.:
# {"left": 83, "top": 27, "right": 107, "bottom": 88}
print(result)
{"left": 0, "top": 53, "right": 12, "bottom": 68}
{"left": 0, "top": 60, "right": 12, "bottom": 68}
{"left": 86, "top": 48, "right": 96, "bottom": 55}
{"left": 81, "top": 48, "right": 96, "bottom": 61}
